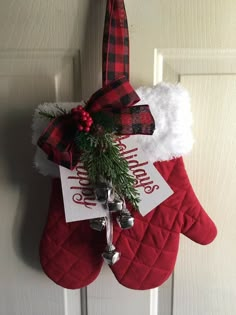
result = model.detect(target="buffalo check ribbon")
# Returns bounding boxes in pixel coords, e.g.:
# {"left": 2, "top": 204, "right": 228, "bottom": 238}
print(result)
{"left": 102, "top": 0, "right": 129, "bottom": 86}
{"left": 37, "top": 0, "right": 155, "bottom": 170}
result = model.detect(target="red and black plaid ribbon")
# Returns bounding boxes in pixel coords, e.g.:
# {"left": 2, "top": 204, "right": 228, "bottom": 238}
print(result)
{"left": 37, "top": 0, "right": 155, "bottom": 170}
{"left": 37, "top": 115, "right": 79, "bottom": 170}
{"left": 102, "top": 0, "right": 129, "bottom": 86}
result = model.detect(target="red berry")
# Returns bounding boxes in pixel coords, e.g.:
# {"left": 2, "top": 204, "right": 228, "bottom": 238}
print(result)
{"left": 85, "top": 127, "right": 90, "bottom": 132}
{"left": 78, "top": 125, "right": 84, "bottom": 131}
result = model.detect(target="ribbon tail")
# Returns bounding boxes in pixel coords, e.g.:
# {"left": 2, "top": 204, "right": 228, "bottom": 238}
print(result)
{"left": 111, "top": 105, "right": 155, "bottom": 135}
{"left": 37, "top": 115, "right": 79, "bottom": 170}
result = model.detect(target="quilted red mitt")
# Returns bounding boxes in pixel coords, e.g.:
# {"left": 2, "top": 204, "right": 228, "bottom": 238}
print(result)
{"left": 111, "top": 157, "right": 217, "bottom": 289}
{"left": 32, "top": 0, "right": 217, "bottom": 290}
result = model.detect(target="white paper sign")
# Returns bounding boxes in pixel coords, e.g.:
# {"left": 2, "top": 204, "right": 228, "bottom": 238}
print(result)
{"left": 60, "top": 135, "right": 173, "bottom": 222}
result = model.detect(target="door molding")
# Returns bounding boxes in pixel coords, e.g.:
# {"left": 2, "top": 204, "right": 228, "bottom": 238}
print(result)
{"left": 155, "top": 48, "right": 236, "bottom": 83}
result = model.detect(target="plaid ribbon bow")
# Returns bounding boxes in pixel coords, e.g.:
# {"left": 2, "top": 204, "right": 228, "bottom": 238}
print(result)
{"left": 37, "top": 76, "right": 155, "bottom": 170}
{"left": 37, "top": 0, "right": 155, "bottom": 170}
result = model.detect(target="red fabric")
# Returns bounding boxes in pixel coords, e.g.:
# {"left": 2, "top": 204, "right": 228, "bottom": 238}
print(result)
{"left": 86, "top": 76, "right": 139, "bottom": 113}
{"left": 40, "top": 181, "right": 105, "bottom": 288}
{"left": 39, "top": 157, "right": 217, "bottom": 289}
{"left": 37, "top": 115, "right": 79, "bottom": 170}
{"left": 102, "top": 0, "right": 129, "bottom": 85}
{"left": 110, "top": 105, "right": 155, "bottom": 135}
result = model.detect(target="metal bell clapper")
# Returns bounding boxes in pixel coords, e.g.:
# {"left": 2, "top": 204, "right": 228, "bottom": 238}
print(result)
{"left": 89, "top": 217, "right": 106, "bottom": 232}
{"left": 117, "top": 209, "right": 134, "bottom": 229}
{"left": 108, "top": 198, "right": 123, "bottom": 213}
{"left": 102, "top": 244, "right": 121, "bottom": 265}
{"left": 95, "top": 182, "right": 113, "bottom": 202}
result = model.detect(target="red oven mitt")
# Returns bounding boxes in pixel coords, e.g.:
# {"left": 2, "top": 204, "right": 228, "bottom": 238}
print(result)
{"left": 39, "top": 178, "right": 105, "bottom": 288}
{"left": 32, "top": 0, "right": 217, "bottom": 290}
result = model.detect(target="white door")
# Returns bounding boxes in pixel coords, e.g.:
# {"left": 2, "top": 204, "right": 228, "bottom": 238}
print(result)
{"left": 0, "top": 1, "right": 235, "bottom": 315}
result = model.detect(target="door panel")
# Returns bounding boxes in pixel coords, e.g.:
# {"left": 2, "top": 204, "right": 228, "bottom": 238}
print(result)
{"left": 87, "top": 266, "right": 153, "bottom": 315}
{"left": 0, "top": 51, "right": 81, "bottom": 314}
{"left": 173, "top": 75, "right": 236, "bottom": 315}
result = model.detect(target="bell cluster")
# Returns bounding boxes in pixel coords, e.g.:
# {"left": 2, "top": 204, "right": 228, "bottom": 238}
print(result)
{"left": 90, "top": 182, "right": 135, "bottom": 265}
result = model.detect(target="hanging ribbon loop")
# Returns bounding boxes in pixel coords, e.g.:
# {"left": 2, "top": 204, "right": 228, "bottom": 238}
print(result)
{"left": 102, "top": 0, "right": 129, "bottom": 86}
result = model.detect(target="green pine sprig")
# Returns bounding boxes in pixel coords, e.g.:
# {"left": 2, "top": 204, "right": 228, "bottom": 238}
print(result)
{"left": 74, "top": 131, "right": 140, "bottom": 210}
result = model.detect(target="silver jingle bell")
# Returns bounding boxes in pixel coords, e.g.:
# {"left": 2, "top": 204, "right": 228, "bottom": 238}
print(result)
{"left": 117, "top": 210, "right": 134, "bottom": 230}
{"left": 108, "top": 198, "right": 123, "bottom": 213}
{"left": 95, "top": 183, "right": 113, "bottom": 202}
{"left": 89, "top": 217, "right": 106, "bottom": 232}
{"left": 102, "top": 244, "right": 121, "bottom": 265}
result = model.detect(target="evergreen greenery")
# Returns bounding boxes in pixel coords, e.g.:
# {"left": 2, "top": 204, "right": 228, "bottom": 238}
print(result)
{"left": 74, "top": 131, "right": 140, "bottom": 210}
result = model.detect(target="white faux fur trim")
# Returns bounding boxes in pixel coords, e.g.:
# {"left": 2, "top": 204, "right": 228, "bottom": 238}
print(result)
{"left": 134, "top": 83, "right": 193, "bottom": 162}
{"left": 32, "top": 83, "right": 193, "bottom": 177}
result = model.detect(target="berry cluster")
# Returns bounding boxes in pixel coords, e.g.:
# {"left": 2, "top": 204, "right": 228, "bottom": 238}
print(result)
{"left": 71, "top": 105, "right": 93, "bottom": 132}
